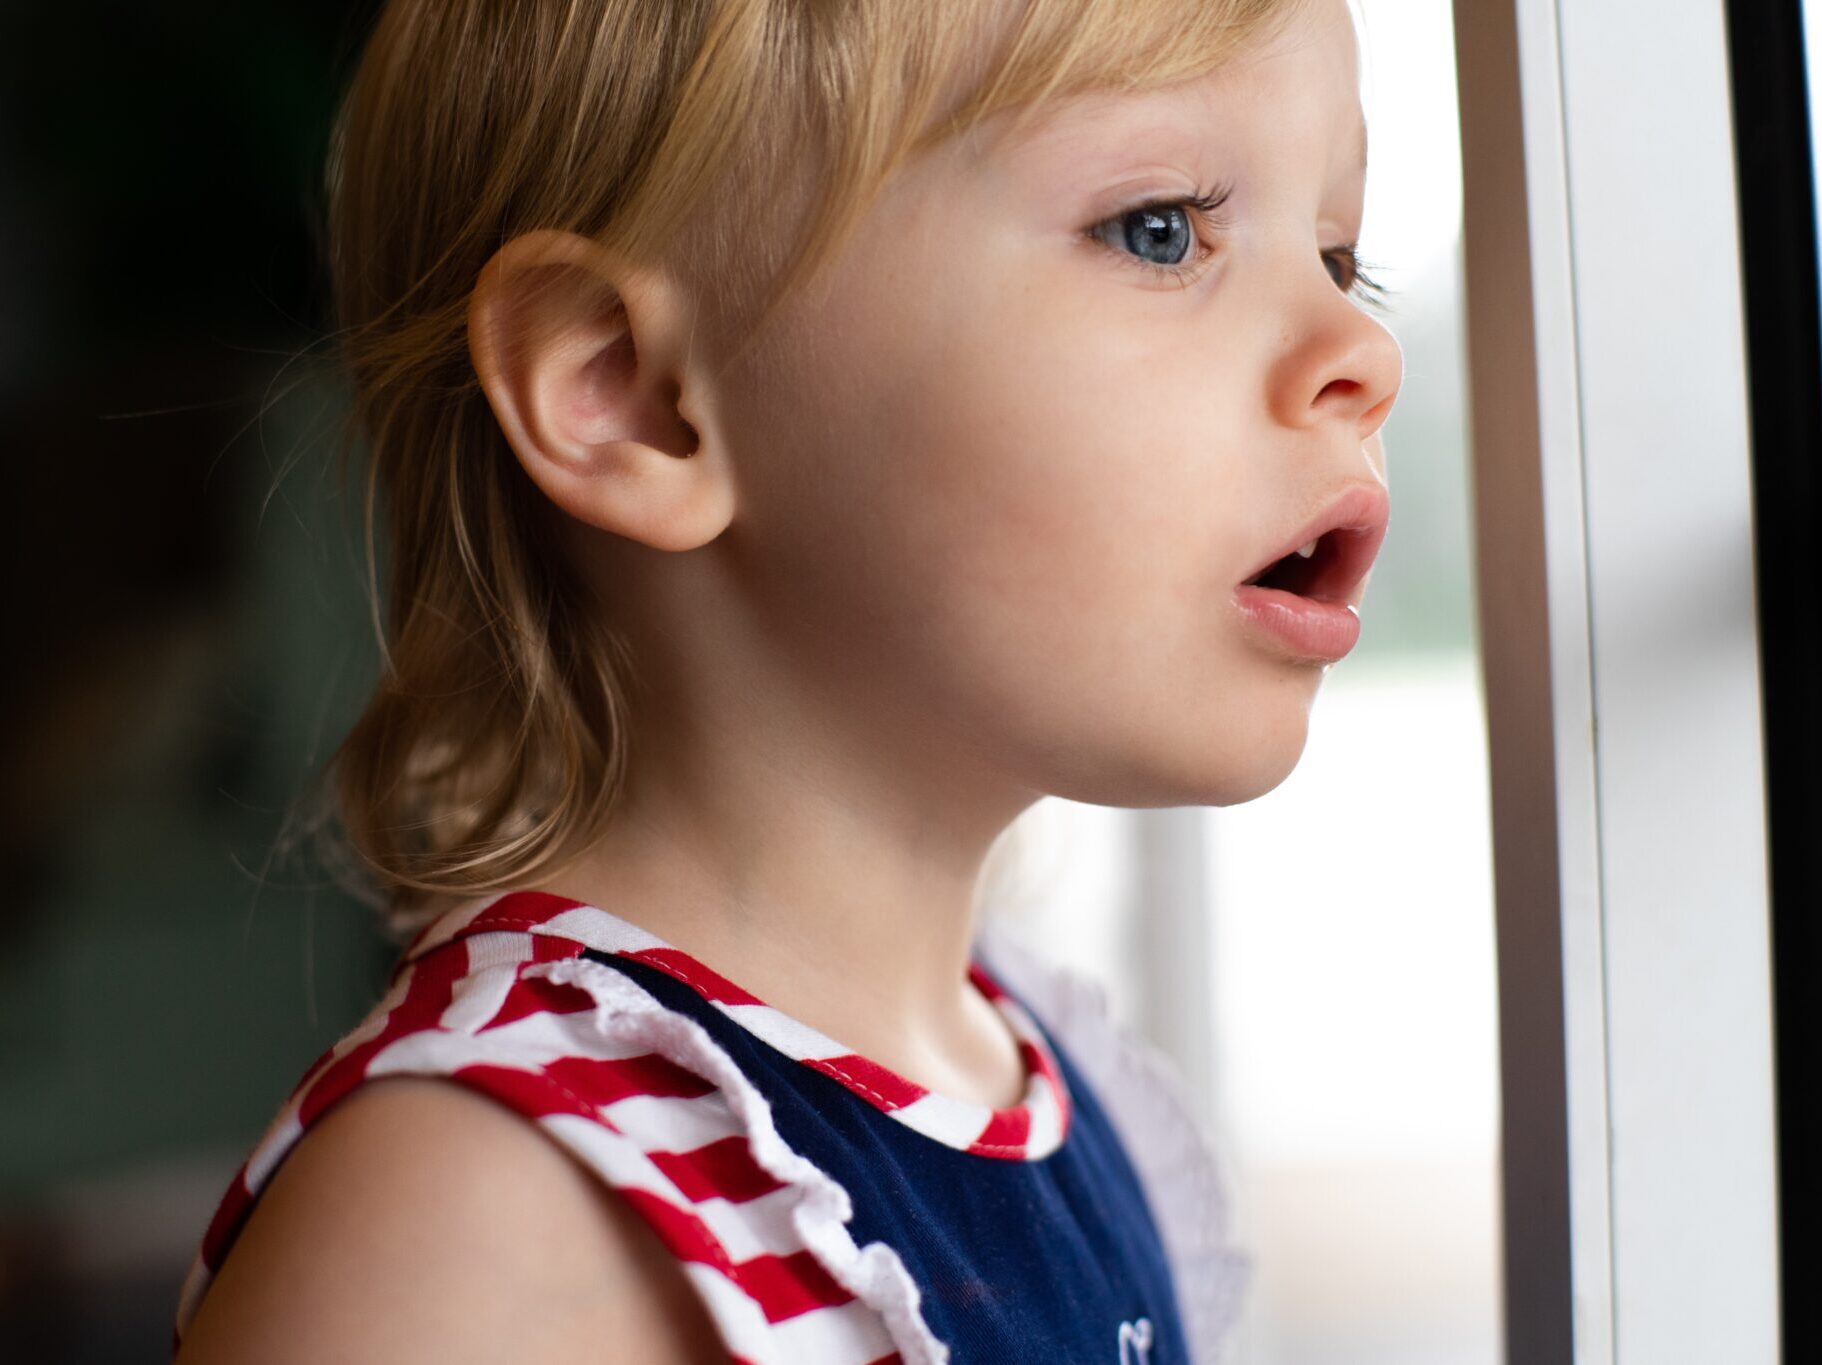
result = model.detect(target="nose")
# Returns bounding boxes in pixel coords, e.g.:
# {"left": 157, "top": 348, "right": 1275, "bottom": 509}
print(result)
{"left": 1268, "top": 274, "right": 1405, "bottom": 445}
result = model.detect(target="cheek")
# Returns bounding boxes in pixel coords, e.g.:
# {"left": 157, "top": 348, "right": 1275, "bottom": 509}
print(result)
{"left": 855, "top": 276, "right": 1248, "bottom": 625}
{"left": 752, "top": 251, "right": 1264, "bottom": 634}
{"left": 720, "top": 245, "right": 1306, "bottom": 804}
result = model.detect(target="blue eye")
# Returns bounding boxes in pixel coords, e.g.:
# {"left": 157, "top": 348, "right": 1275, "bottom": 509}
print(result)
{"left": 1088, "top": 183, "right": 1235, "bottom": 281}
{"left": 1085, "top": 181, "right": 1393, "bottom": 308}
{"left": 1100, "top": 204, "right": 1196, "bottom": 266}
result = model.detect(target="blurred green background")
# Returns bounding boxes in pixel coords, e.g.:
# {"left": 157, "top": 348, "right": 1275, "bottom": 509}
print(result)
{"left": 0, "top": 5, "right": 392, "bottom": 1357}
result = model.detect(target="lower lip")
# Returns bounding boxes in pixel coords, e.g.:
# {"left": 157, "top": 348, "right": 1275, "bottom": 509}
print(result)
{"left": 1231, "top": 586, "right": 1362, "bottom": 662}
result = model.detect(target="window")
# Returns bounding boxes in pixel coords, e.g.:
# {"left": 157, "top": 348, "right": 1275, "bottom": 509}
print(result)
{"left": 984, "top": 4, "right": 1502, "bottom": 1361}
{"left": 990, "top": 0, "right": 1793, "bottom": 1359}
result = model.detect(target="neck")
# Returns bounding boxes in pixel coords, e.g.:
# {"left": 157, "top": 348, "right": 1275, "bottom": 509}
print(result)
{"left": 535, "top": 667, "right": 1042, "bottom": 1097}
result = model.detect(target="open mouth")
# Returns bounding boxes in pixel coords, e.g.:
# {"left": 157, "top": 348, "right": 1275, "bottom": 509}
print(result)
{"left": 1232, "top": 484, "right": 1390, "bottom": 661}
{"left": 1242, "top": 528, "right": 1360, "bottom": 603}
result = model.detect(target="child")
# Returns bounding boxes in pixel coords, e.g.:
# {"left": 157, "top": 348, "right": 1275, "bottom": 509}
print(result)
{"left": 172, "top": 0, "right": 1398, "bottom": 1359}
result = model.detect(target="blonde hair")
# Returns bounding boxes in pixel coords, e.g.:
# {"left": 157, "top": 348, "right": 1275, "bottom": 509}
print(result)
{"left": 314, "top": 0, "right": 1309, "bottom": 936}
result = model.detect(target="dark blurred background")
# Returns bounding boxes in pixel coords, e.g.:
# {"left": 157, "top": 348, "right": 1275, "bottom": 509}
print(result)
{"left": 0, "top": 6, "right": 393, "bottom": 1359}
{"left": 0, "top": 5, "right": 1476, "bottom": 1360}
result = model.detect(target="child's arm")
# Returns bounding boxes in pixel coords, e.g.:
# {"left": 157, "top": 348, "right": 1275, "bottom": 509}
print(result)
{"left": 173, "top": 1077, "right": 727, "bottom": 1364}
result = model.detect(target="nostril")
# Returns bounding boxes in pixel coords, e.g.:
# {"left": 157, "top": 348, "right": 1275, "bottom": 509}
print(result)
{"left": 1315, "top": 376, "right": 1365, "bottom": 408}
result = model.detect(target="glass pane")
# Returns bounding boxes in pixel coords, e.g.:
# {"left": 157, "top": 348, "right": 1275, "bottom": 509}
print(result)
{"left": 980, "top": 2, "right": 1498, "bottom": 1358}
{"left": 1205, "top": 2, "right": 1500, "bottom": 1362}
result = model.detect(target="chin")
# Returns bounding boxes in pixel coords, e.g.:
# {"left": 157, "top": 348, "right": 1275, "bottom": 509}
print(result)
{"left": 1165, "top": 680, "right": 1317, "bottom": 805}
{"left": 1211, "top": 736, "right": 1309, "bottom": 805}
{"left": 1022, "top": 665, "right": 1320, "bottom": 808}
{"left": 1050, "top": 715, "right": 1313, "bottom": 811}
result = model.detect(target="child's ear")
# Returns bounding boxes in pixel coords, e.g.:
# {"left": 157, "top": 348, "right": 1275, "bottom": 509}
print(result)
{"left": 467, "top": 229, "right": 734, "bottom": 552}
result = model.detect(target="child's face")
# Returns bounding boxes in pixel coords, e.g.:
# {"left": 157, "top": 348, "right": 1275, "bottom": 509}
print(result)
{"left": 705, "top": 0, "right": 1399, "bottom": 806}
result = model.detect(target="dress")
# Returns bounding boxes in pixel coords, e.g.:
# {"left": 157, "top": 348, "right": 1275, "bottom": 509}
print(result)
{"left": 172, "top": 890, "right": 1250, "bottom": 1363}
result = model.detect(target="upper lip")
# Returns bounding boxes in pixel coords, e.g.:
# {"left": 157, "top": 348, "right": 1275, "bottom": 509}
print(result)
{"left": 1238, "top": 482, "right": 1391, "bottom": 604}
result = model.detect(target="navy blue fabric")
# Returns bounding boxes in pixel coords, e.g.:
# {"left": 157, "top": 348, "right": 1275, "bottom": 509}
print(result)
{"left": 584, "top": 949, "right": 1189, "bottom": 1363}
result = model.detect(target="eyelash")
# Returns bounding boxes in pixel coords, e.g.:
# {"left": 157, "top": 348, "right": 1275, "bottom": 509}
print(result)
{"left": 1093, "top": 181, "right": 1393, "bottom": 308}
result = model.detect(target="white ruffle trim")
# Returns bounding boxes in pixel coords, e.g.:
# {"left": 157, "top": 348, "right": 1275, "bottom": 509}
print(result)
{"left": 529, "top": 956, "right": 951, "bottom": 1365}
{"left": 971, "top": 918, "right": 1253, "bottom": 1365}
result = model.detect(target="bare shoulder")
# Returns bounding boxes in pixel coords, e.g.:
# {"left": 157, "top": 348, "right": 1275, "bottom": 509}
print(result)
{"left": 175, "top": 1076, "right": 728, "bottom": 1365}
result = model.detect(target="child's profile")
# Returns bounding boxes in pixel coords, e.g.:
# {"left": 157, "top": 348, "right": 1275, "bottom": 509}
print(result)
{"left": 172, "top": 0, "right": 1400, "bottom": 1360}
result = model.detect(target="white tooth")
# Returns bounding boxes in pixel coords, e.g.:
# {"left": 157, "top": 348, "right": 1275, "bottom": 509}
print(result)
{"left": 1294, "top": 539, "right": 1318, "bottom": 560}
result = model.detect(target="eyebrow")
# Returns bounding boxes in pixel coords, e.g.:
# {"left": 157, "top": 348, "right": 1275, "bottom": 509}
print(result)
{"left": 1007, "top": 97, "right": 1373, "bottom": 187}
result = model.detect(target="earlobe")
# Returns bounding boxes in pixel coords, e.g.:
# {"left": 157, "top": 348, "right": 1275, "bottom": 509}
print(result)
{"left": 466, "top": 229, "right": 733, "bottom": 552}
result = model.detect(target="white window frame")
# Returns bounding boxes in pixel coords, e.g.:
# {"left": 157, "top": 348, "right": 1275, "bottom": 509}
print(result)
{"left": 1454, "top": 2, "right": 1781, "bottom": 1362}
